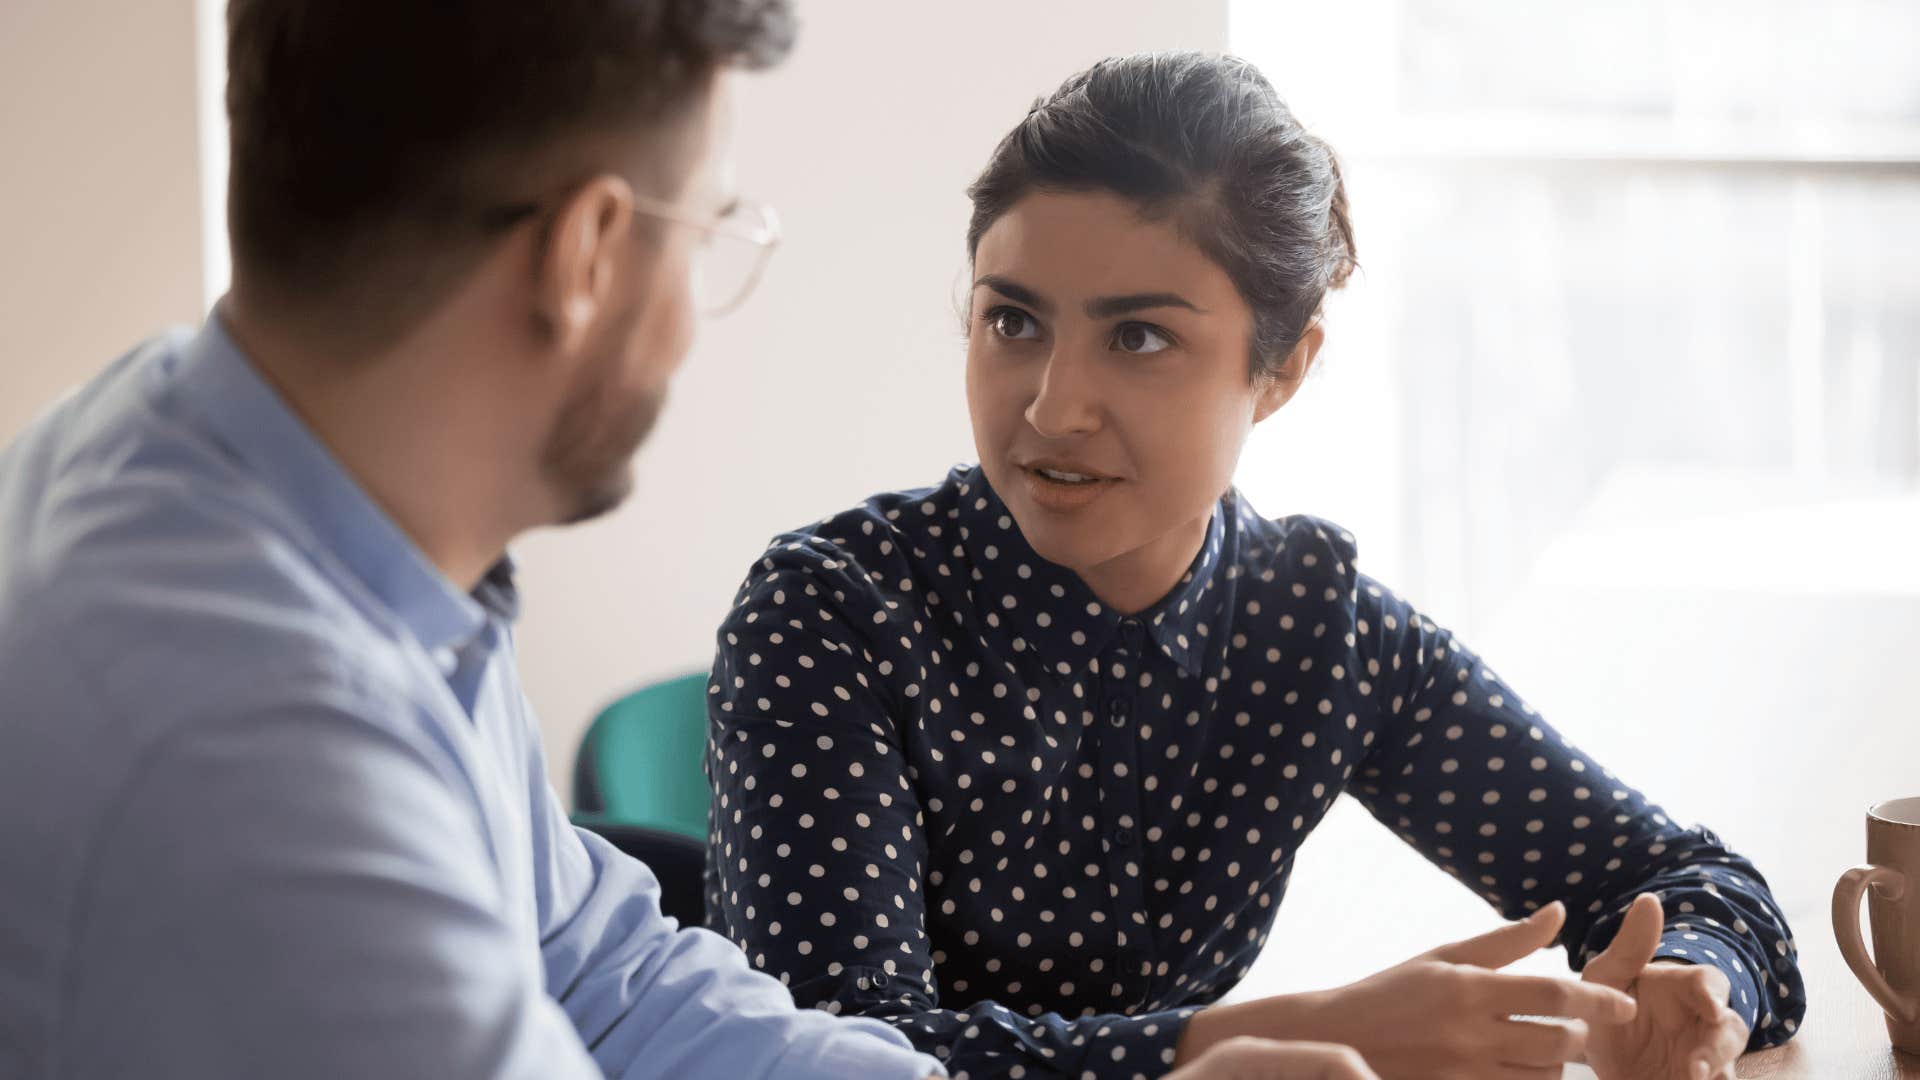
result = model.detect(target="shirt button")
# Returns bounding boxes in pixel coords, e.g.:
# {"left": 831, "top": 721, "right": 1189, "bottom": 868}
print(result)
{"left": 1108, "top": 697, "right": 1130, "bottom": 726}
{"left": 1115, "top": 828, "right": 1135, "bottom": 846}
{"left": 1121, "top": 618, "right": 1146, "bottom": 652}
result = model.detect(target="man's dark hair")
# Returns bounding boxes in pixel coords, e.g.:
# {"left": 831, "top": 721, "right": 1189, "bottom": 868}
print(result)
{"left": 225, "top": 0, "right": 795, "bottom": 338}
{"left": 967, "top": 52, "right": 1357, "bottom": 379}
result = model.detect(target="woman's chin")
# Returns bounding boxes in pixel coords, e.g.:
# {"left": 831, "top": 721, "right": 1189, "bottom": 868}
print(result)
{"left": 1012, "top": 516, "right": 1115, "bottom": 580}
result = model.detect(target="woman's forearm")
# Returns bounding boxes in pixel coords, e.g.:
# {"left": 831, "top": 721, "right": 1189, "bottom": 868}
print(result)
{"left": 1174, "top": 990, "right": 1333, "bottom": 1065}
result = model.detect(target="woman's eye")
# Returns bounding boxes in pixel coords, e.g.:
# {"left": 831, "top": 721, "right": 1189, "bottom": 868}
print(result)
{"left": 1113, "top": 322, "right": 1173, "bottom": 354}
{"left": 989, "top": 308, "right": 1039, "bottom": 340}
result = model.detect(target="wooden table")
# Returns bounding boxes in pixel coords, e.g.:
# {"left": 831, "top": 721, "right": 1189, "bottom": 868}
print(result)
{"left": 1733, "top": 913, "right": 1919, "bottom": 1078}
{"left": 1721, "top": 780, "right": 1920, "bottom": 1079}
{"left": 1229, "top": 573, "right": 1920, "bottom": 1078}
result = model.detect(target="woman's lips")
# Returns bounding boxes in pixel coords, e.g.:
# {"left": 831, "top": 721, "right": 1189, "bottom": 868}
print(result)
{"left": 1019, "top": 464, "right": 1119, "bottom": 512}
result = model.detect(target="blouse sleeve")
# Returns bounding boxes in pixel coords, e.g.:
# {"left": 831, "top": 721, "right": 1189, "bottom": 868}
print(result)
{"left": 706, "top": 535, "right": 1196, "bottom": 1079}
{"left": 1343, "top": 572, "right": 1806, "bottom": 1049}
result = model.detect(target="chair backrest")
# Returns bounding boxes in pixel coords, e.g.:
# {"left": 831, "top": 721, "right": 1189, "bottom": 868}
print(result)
{"left": 572, "top": 672, "right": 711, "bottom": 842}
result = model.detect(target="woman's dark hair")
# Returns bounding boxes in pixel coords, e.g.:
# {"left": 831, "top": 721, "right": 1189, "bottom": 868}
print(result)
{"left": 967, "top": 52, "right": 1357, "bottom": 378}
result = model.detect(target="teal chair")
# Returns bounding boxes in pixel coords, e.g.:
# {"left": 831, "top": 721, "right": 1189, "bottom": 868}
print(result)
{"left": 571, "top": 672, "right": 712, "bottom": 924}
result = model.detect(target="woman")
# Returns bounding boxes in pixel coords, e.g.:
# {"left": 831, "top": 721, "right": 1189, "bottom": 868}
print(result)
{"left": 704, "top": 53, "right": 1804, "bottom": 1079}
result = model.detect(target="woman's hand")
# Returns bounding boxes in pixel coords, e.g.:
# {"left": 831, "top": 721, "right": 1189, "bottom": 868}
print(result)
{"left": 1177, "top": 900, "right": 1637, "bottom": 1079}
{"left": 1582, "top": 893, "right": 1752, "bottom": 1080}
{"left": 1164, "top": 1036, "right": 1379, "bottom": 1080}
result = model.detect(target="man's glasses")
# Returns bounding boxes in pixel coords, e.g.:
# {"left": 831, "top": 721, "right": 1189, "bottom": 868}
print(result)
{"left": 483, "top": 190, "right": 781, "bottom": 318}
{"left": 634, "top": 193, "right": 781, "bottom": 318}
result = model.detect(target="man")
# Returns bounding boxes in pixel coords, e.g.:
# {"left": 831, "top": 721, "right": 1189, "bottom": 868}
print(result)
{"left": 0, "top": 2, "right": 1378, "bottom": 1077}
{"left": 0, "top": 2, "right": 950, "bottom": 1076}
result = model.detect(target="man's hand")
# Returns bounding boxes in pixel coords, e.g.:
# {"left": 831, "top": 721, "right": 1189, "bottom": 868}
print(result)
{"left": 1582, "top": 893, "right": 1752, "bottom": 1080}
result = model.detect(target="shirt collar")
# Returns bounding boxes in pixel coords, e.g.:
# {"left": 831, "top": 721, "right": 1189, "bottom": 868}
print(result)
{"left": 1140, "top": 500, "right": 1234, "bottom": 675}
{"left": 170, "top": 311, "right": 511, "bottom": 653}
{"left": 955, "top": 466, "right": 1233, "bottom": 680}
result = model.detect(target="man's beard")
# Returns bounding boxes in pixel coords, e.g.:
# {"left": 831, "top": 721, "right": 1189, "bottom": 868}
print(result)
{"left": 538, "top": 355, "right": 664, "bottom": 526}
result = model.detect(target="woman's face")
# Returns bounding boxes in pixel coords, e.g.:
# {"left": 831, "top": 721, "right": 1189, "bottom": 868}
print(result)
{"left": 965, "top": 190, "right": 1315, "bottom": 607}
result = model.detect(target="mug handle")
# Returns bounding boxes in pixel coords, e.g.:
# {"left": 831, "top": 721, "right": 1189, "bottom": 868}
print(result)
{"left": 1833, "top": 864, "right": 1920, "bottom": 1024}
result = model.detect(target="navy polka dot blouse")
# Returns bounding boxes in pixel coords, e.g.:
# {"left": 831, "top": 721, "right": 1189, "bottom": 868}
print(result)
{"left": 706, "top": 465, "right": 1805, "bottom": 1078}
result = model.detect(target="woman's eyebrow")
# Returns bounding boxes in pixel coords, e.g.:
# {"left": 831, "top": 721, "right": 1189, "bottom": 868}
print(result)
{"left": 973, "top": 274, "right": 1051, "bottom": 314}
{"left": 1085, "top": 292, "right": 1205, "bottom": 318}
{"left": 974, "top": 277, "right": 1205, "bottom": 319}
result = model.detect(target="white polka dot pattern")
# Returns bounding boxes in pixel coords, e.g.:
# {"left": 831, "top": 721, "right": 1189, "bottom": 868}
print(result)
{"left": 705, "top": 465, "right": 1805, "bottom": 1077}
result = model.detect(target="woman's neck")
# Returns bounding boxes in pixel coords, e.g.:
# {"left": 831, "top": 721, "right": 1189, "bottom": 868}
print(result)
{"left": 1072, "top": 510, "right": 1212, "bottom": 616}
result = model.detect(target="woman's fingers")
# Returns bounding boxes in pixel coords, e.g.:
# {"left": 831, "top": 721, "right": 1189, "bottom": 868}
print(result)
{"left": 1164, "top": 1036, "right": 1380, "bottom": 1080}
{"left": 1705, "top": 1007, "right": 1749, "bottom": 1069}
{"left": 1483, "top": 974, "right": 1638, "bottom": 1023}
{"left": 1427, "top": 902, "right": 1567, "bottom": 968}
{"left": 1670, "top": 1004, "right": 1748, "bottom": 1080}
{"left": 1582, "top": 893, "right": 1664, "bottom": 990}
{"left": 1690, "top": 966, "right": 1733, "bottom": 1020}
{"left": 1491, "top": 1066, "right": 1566, "bottom": 1079}
{"left": 1490, "top": 1017, "right": 1590, "bottom": 1067}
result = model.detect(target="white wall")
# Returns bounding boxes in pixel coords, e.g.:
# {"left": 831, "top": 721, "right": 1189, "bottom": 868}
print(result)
{"left": 0, "top": 0, "right": 1228, "bottom": 796}
{"left": 513, "top": 1, "right": 1231, "bottom": 794}
{"left": 0, "top": 0, "right": 204, "bottom": 440}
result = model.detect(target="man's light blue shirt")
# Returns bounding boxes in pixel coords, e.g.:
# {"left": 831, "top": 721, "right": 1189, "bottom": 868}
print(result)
{"left": 0, "top": 317, "right": 942, "bottom": 1080}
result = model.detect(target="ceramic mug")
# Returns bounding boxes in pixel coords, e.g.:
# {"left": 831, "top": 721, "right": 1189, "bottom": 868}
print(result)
{"left": 1833, "top": 796, "right": 1920, "bottom": 1053}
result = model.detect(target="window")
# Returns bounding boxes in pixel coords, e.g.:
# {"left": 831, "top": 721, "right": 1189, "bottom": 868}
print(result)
{"left": 1231, "top": 0, "right": 1920, "bottom": 630}
{"left": 1224, "top": 0, "right": 1920, "bottom": 1001}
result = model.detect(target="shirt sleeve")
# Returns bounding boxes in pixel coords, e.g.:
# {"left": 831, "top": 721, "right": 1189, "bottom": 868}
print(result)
{"left": 64, "top": 692, "right": 605, "bottom": 1080}
{"left": 1342, "top": 573, "right": 1807, "bottom": 1049}
{"left": 523, "top": 707, "right": 944, "bottom": 1080}
{"left": 707, "top": 540, "right": 1193, "bottom": 1079}
{"left": 64, "top": 683, "right": 940, "bottom": 1080}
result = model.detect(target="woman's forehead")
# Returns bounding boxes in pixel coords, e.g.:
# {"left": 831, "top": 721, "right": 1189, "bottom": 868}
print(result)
{"left": 972, "top": 190, "right": 1241, "bottom": 309}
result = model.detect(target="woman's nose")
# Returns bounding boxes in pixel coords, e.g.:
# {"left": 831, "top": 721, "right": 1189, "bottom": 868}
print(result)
{"left": 1023, "top": 348, "right": 1102, "bottom": 439}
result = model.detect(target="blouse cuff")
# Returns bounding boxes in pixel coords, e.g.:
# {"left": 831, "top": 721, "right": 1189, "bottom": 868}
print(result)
{"left": 1065, "top": 1007, "right": 1198, "bottom": 1079}
{"left": 1652, "top": 930, "right": 1763, "bottom": 1041}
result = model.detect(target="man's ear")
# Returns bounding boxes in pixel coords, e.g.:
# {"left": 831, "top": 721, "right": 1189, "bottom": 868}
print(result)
{"left": 1253, "top": 322, "right": 1325, "bottom": 425}
{"left": 534, "top": 174, "right": 636, "bottom": 356}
